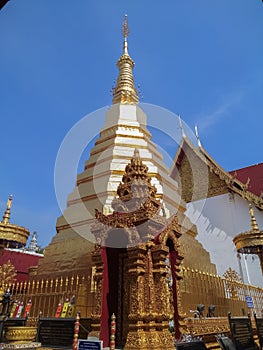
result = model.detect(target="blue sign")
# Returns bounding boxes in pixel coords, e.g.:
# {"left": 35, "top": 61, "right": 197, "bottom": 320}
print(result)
{"left": 245, "top": 295, "right": 254, "bottom": 308}
{"left": 78, "top": 339, "right": 103, "bottom": 350}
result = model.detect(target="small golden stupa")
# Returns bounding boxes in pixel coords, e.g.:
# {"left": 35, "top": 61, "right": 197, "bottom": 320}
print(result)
{"left": 233, "top": 204, "right": 263, "bottom": 274}
{"left": 0, "top": 195, "right": 30, "bottom": 250}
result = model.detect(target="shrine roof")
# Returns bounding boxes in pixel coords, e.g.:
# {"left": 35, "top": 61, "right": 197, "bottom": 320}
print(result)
{"left": 171, "top": 136, "right": 263, "bottom": 209}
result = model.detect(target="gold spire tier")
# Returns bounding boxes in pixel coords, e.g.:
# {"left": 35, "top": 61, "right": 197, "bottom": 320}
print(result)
{"left": 0, "top": 195, "right": 30, "bottom": 248}
{"left": 112, "top": 15, "right": 139, "bottom": 104}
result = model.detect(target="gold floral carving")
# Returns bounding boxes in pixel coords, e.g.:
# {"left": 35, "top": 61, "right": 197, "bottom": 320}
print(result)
{"left": 0, "top": 260, "right": 17, "bottom": 294}
{"left": 183, "top": 317, "right": 229, "bottom": 336}
{"left": 90, "top": 247, "right": 104, "bottom": 339}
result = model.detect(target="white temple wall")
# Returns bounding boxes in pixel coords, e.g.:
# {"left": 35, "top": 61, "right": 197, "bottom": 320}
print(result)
{"left": 185, "top": 192, "right": 263, "bottom": 287}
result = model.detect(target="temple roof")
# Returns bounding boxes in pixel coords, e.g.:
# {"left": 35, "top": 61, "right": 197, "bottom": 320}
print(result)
{"left": 230, "top": 163, "right": 263, "bottom": 197}
{"left": 171, "top": 135, "right": 263, "bottom": 210}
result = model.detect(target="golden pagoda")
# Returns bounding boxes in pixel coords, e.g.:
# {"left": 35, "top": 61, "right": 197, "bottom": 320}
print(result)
{"left": 0, "top": 195, "right": 30, "bottom": 250}
{"left": 35, "top": 15, "right": 215, "bottom": 282}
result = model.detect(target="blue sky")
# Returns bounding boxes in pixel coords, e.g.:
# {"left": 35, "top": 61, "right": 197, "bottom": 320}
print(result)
{"left": 0, "top": 1, "right": 262, "bottom": 248}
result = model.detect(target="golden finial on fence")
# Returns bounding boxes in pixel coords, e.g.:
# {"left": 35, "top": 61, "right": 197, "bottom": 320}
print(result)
{"left": 110, "top": 313, "right": 116, "bottom": 350}
{"left": 72, "top": 311, "right": 80, "bottom": 350}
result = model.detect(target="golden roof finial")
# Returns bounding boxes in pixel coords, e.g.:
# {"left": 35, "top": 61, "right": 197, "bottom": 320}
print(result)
{"left": 112, "top": 15, "right": 139, "bottom": 105}
{"left": 195, "top": 125, "right": 202, "bottom": 148}
{"left": 249, "top": 204, "right": 260, "bottom": 233}
{"left": 2, "top": 194, "right": 13, "bottom": 224}
{"left": 178, "top": 115, "right": 186, "bottom": 138}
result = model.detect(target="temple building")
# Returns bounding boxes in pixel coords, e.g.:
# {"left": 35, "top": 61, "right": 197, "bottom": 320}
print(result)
{"left": 5, "top": 15, "right": 259, "bottom": 349}
{"left": 0, "top": 195, "right": 43, "bottom": 283}
{"left": 172, "top": 134, "right": 263, "bottom": 286}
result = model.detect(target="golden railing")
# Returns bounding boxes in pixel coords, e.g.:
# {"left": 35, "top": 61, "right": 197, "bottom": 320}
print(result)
{"left": 180, "top": 267, "right": 263, "bottom": 317}
{"left": 3, "top": 266, "right": 262, "bottom": 332}
{"left": 5, "top": 275, "right": 95, "bottom": 321}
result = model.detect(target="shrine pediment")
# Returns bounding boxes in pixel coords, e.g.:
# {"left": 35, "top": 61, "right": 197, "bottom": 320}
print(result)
{"left": 171, "top": 137, "right": 263, "bottom": 209}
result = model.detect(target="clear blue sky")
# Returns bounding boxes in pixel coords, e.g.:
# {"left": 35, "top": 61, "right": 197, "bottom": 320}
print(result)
{"left": 0, "top": 1, "right": 262, "bottom": 248}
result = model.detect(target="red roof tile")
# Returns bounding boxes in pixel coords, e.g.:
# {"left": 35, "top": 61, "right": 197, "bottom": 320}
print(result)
{"left": 230, "top": 163, "right": 263, "bottom": 197}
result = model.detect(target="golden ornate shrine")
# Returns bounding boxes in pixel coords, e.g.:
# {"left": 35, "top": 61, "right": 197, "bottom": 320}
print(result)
{"left": 90, "top": 150, "right": 183, "bottom": 349}
{"left": 233, "top": 204, "right": 263, "bottom": 274}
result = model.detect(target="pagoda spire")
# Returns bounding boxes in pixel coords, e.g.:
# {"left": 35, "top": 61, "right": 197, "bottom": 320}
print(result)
{"left": 112, "top": 15, "right": 139, "bottom": 105}
{"left": 28, "top": 231, "right": 39, "bottom": 252}
{"left": 249, "top": 204, "right": 260, "bottom": 233}
{"left": 2, "top": 194, "right": 13, "bottom": 224}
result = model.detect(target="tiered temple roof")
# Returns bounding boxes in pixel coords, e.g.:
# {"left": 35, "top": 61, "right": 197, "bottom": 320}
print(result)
{"left": 171, "top": 134, "right": 263, "bottom": 210}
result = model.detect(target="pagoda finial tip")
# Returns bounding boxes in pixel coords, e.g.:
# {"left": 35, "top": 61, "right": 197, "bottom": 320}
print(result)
{"left": 112, "top": 15, "right": 139, "bottom": 104}
{"left": 2, "top": 194, "right": 13, "bottom": 224}
{"left": 122, "top": 14, "right": 129, "bottom": 39}
{"left": 7, "top": 194, "right": 13, "bottom": 210}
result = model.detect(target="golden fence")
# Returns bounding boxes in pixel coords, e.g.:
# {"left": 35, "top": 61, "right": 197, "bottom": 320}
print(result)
{"left": 2, "top": 267, "right": 263, "bottom": 326}
{"left": 5, "top": 275, "right": 95, "bottom": 321}
{"left": 180, "top": 267, "right": 263, "bottom": 317}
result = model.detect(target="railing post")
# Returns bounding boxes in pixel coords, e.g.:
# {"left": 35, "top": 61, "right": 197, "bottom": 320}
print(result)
{"left": 72, "top": 311, "right": 80, "bottom": 350}
{"left": 110, "top": 313, "right": 116, "bottom": 350}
